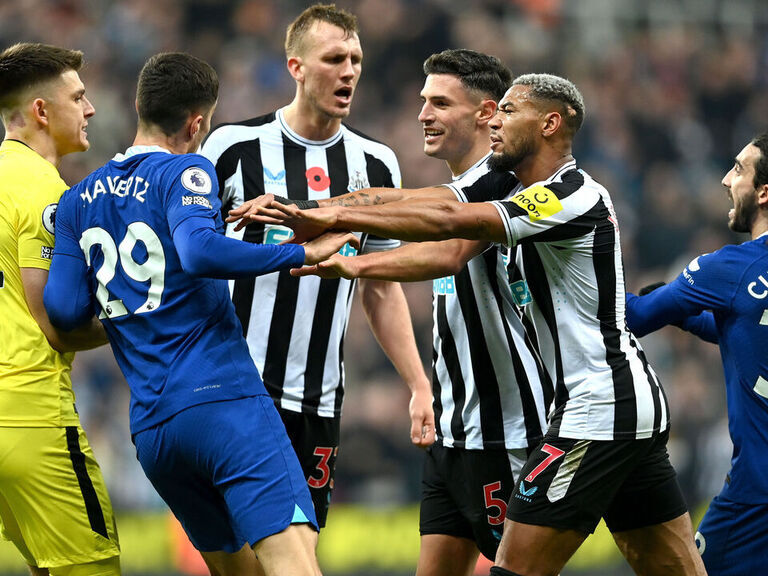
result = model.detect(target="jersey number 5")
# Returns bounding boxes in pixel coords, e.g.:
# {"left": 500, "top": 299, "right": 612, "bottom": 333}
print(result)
{"left": 80, "top": 223, "right": 166, "bottom": 319}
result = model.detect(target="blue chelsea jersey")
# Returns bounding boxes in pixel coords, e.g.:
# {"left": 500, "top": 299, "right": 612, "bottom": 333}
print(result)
{"left": 54, "top": 148, "right": 267, "bottom": 434}
{"left": 666, "top": 236, "right": 768, "bottom": 503}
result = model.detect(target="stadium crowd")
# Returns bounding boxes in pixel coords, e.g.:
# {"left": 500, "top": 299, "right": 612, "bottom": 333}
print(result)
{"left": 0, "top": 0, "right": 764, "bottom": 529}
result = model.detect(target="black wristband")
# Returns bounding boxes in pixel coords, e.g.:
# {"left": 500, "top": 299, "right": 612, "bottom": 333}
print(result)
{"left": 272, "top": 195, "right": 319, "bottom": 210}
{"left": 638, "top": 281, "right": 666, "bottom": 296}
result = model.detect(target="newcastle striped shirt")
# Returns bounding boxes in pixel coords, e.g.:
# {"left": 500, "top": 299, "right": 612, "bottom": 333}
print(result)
{"left": 453, "top": 160, "right": 669, "bottom": 441}
{"left": 201, "top": 108, "right": 400, "bottom": 417}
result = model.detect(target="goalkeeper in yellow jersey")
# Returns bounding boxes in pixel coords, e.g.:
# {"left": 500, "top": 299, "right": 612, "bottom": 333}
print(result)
{"left": 0, "top": 43, "right": 120, "bottom": 575}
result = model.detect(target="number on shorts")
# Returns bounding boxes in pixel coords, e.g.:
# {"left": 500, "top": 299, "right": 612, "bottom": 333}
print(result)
{"left": 80, "top": 223, "right": 166, "bottom": 318}
{"left": 524, "top": 443, "right": 565, "bottom": 483}
{"left": 483, "top": 481, "right": 507, "bottom": 525}
{"left": 308, "top": 446, "right": 337, "bottom": 489}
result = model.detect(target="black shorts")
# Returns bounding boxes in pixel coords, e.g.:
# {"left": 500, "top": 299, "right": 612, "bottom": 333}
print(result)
{"left": 420, "top": 443, "right": 527, "bottom": 560}
{"left": 277, "top": 407, "right": 340, "bottom": 529}
{"left": 507, "top": 429, "right": 688, "bottom": 534}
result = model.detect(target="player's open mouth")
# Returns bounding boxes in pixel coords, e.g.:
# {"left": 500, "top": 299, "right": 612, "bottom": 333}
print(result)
{"left": 335, "top": 87, "right": 352, "bottom": 103}
{"left": 424, "top": 129, "right": 443, "bottom": 144}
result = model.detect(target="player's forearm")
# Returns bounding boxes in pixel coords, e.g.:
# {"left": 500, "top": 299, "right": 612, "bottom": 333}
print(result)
{"left": 625, "top": 287, "right": 691, "bottom": 338}
{"left": 48, "top": 317, "right": 109, "bottom": 352}
{"left": 359, "top": 279, "right": 429, "bottom": 386}
{"left": 352, "top": 240, "right": 477, "bottom": 282}
{"left": 334, "top": 198, "right": 505, "bottom": 243}
{"left": 175, "top": 217, "right": 305, "bottom": 278}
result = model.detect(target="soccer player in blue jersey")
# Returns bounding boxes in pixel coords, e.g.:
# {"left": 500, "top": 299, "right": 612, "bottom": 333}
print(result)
{"left": 625, "top": 132, "right": 768, "bottom": 576}
{"left": 43, "top": 52, "right": 357, "bottom": 576}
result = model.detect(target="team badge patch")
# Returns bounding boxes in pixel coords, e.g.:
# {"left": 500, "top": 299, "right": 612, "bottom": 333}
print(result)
{"left": 181, "top": 167, "right": 212, "bottom": 194}
{"left": 42, "top": 203, "right": 57, "bottom": 234}
{"left": 510, "top": 185, "right": 563, "bottom": 222}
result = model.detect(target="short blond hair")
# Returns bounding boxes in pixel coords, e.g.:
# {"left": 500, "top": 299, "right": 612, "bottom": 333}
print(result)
{"left": 285, "top": 3, "right": 358, "bottom": 57}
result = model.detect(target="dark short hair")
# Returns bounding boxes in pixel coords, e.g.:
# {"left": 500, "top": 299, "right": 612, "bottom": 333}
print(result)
{"left": 423, "top": 49, "right": 512, "bottom": 102}
{"left": 751, "top": 133, "right": 768, "bottom": 190}
{"left": 512, "top": 73, "right": 585, "bottom": 137}
{"left": 136, "top": 52, "right": 218, "bottom": 136}
{"left": 285, "top": 3, "right": 358, "bottom": 57}
{"left": 0, "top": 42, "right": 83, "bottom": 111}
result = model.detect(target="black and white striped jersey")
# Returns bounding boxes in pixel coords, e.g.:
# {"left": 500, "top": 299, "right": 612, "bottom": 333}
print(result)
{"left": 454, "top": 160, "right": 669, "bottom": 441}
{"left": 200, "top": 108, "right": 400, "bottom": 417}
{"left": 430, "top": 158, "right": 552, "bottom": 450}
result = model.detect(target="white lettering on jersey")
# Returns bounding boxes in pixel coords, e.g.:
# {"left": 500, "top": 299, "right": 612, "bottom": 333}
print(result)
{"left": 80, "top": 176, "right": 149, "bottom": 204}
{"left": 747, "top": 274, "right": 768, "bottom": 299}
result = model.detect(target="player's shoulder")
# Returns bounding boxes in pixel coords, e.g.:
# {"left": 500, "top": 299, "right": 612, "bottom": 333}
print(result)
{"left": 202, "top": 112, "right": 278, "bottom": 154}
{"left": 341, "top": 123, "right": 397, "bottom": 157}
{"left": 158, "top": 153, "right": 217, "bottom": 195}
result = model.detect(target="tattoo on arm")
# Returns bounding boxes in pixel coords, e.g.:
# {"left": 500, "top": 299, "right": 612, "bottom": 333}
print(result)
{"left": 329, "top": 192, "right": 385, "bottom": 207}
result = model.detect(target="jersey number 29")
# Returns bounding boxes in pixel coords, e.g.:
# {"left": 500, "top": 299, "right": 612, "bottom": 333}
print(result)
{"left": 80, "top": 223, "right": 166, "bottom": 318}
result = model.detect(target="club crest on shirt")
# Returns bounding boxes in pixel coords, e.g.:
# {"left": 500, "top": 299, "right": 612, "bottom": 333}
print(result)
{"left": 42, "top": 203, "right": 57, "bottom": 234}
{"left": 510, "top": 185, "right": 563, "bottom": 222}
{"left": 181, "top": 167, "right": 212, "bottom": 194}
{"left": 347, "top": 169, "right": 369, "bottom": 192}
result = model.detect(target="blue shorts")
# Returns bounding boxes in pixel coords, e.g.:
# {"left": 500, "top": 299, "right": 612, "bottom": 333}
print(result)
{"left": 696, "top": 494, "right": 768, "bottom": 576}
{"left": 133, "top": 395, "right": 317, "bottom": 552}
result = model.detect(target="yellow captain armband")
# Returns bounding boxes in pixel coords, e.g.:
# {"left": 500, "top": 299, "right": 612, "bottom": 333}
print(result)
{"left": 510, "top": 185, "right": 563, "bottom": 222}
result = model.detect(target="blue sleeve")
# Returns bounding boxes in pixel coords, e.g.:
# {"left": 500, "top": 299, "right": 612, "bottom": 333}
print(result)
{"left": 173, "top": 216, "right": 305, "bottom": 278}
{"left": 625, "top": 287, "right": 695, "bottom": 337}
{"left": 626, "top": 249, "right": 739, "bottom": 338}
{"left": 680, "top": 311, "right": 719, "bottom": 344}
{"left": 44, "top": 192, "right": 95, "bottom": 330}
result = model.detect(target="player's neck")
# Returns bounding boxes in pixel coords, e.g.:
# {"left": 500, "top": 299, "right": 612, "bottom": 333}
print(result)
{"left": 133, "top": 128, "right": 191, "bottom": 155}
{"left": 447, "top": 140, "right": 491, "bottom": 178}
{"left": 517, "top": 149, "right": 574, "bottom": 188}
{"left": 283, "top": 100, "right": 342, "bottom": 142}
{"left": 752, "top": 218, "right": 768, "bottom": 240}
{"left": 4, "top": 129, "right": 61, "bottom": 167}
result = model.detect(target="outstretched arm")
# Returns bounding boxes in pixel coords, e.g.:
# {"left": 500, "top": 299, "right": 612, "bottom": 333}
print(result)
{"left": 248, "top": 195, "right": 508, "bottom": 245}
{"left": 225, "top": 186, "right": 457, "bottom": 231}
{"left": 172, "top": 216, "right": 359, "bottom": 278}
{"left": 292, "top": 238, "right": 490, "bottom": 281}
{"left": 358, "top": 278, "right": 435, "bottom": 447}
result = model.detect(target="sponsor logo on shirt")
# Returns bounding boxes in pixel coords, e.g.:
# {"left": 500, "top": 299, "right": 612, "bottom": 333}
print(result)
{"left": 181, "top": 167, "right": 212, "bottom": 194}
{"left": 509, "top": 279, "right": 532, "bottom": 306}
{"left": 181, "top": 195, "right": 212, "bottom": 209}
{"left": 510, "top": 185, "right": 563, "bottom": 221}
{"left": 0, "top": 271, "right": 4, "bottom": 288}
{"left": 433, "top": 275, "right": 456, "bottom": 295}
{"left": 264, "top": 167, "right": 286, "bottom": 185}
{"left": 514, "top": 480, "right": 537, "bottom": 502}
{"left": 40, "top": 246, "right": 53, "bottom": 260}
{"left": 42, "top": 203, "right": 57, "bottom": 234}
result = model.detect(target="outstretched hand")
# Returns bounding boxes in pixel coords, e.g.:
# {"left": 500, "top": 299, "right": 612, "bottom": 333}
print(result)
{"left": 290, "top": 253, "right": 357, "bottom": 279}
{"left": 236, "top": 201, "right": 338, "bottom": 243}
{"left": 226, "top": 194, "right": 277, "bottom": 231}
{"left": 302, "top": 231, "right": 360, "bottom": 266}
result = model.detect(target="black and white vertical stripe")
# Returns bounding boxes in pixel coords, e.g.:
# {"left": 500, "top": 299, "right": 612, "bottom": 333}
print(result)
{"left": 485, "top": 161, "right": 669, "bottom": 440}
{"left": 430, "top": 160, "right": 552, "bottom": 450}
{"left": 201, "top": 109, "right": 400, "bottom": 417}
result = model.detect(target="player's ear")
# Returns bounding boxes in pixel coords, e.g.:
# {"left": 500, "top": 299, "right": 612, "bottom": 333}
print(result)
{"left": 757, "top": 182, "right": 768, "bottom": 207}
{"left": 541, "top": 110, "right": 562, "bottom": 138}
{"left": 477, "top": 99, "right": 497, "bottom": 126}
{"left": 287, "top": 56, "right": 304, "bottom": 82}
{"left": 31, "top": 97, "right": 49, "bottom": 128}
{"left": 189, "top": 114, "right": 203, "bottom": 140}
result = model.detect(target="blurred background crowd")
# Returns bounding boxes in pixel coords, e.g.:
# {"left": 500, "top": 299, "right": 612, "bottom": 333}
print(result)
{"left": 2, "top": 0, "right": 767, "bottom": 573}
